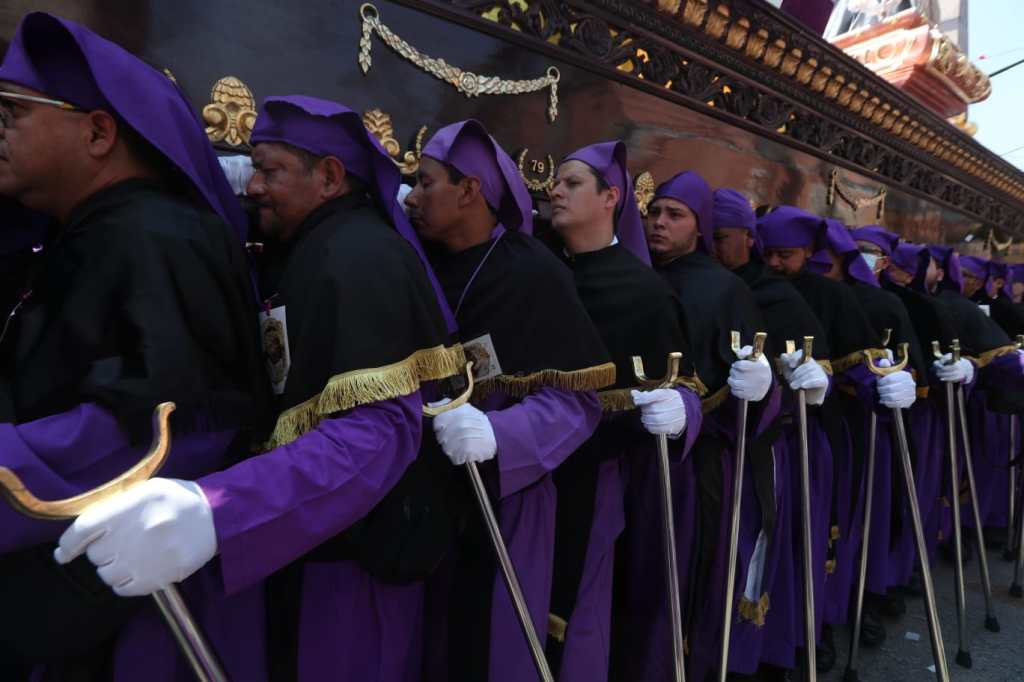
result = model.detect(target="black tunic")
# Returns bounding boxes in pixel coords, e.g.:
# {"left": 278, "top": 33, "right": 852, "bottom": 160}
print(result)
{"left": 425, "top": 229, "right": 613, "bottom": 682}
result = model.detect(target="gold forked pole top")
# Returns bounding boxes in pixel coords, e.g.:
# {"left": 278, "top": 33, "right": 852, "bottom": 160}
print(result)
{"left": 866, "top": 342, "right": 910, "bottom": 377}
{"left": 932, "top": 339, "right": 961, "bottom": 363}
{"left": 422, "top": 362, "right": 476, "bottom": 417}
{"left": 633, "top": 352, "right": 683, "bottom": 390}
{"left": 880, "top": 328, "right": 893, "bottom": 347}
{"left": 1016, "top": 334, "right": 1024, "bottom": 349}
{"left": 0, "top": 402, "right": 176, "bottom": 520}
{"left": 731, "top": 331, "right": 768, "bottom": 361}
{"left": 784, "top": 336, "right": 815, "bottom": 364}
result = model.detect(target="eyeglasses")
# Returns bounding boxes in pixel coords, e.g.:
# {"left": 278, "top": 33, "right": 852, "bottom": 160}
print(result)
{"left": 0, "top": 90, "right": 83, "bottom": 128}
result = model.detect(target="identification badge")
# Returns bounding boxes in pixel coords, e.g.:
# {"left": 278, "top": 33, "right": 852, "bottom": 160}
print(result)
{"left": 259, "top": 305, "right": 291, "bottom": 394}
{"left": 463, "top": 333, "right": 503, "bottom": 382}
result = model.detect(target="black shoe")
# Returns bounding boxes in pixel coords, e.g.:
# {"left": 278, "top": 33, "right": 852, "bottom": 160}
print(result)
{"left": 902, "top": 571, "right": 924, "bottom": 597}
{"left": 816, "top": 625, "right": 836, "bottom": 673}
{"left": 859, "top": 602, "right": 887, "bottom": 648}
{"left": 984, "top": 527, "right": 1007, "bottom": 550}
{"left": 880, "top": 590, "right": 907, "bottom": 618}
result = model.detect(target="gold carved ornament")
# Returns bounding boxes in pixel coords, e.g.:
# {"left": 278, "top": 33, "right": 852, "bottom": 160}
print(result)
{"left": 358, "top": 3, "right": 560, "bottom": 123}
{"left": 634, "top": 171, "right": 656, "bottom": 216}
{"left": 203, "top": 76, "right": 257, "bottom": 147}
{"left": 516, "top": 149, "right": 555, "bottom": 192}
{"left": 362, "top": 108, "right": 428, "bottom": 175}
{"left": 827, "top": 168, "right": 886, "bottom": 221}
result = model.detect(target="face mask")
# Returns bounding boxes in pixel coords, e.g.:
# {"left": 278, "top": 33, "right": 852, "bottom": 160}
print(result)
{"left": 862, "top": 252, "right": 880, "bottom": 271}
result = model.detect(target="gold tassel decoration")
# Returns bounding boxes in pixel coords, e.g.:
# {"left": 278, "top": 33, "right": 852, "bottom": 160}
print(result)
{"left": 676, "top": 372, "right": 709, "bottom": 397}
{"left": 701, "top": 385, "right": 731, "bottom": 414}
{"left": 265, "top": 344, "right": 466, "bottom": 448}
{"left": 547, "top": 613, "right": 568, "bottom": 643}
{"left": 598, "top": 388, "right": 637, "bottom": 413}
{"left": 968, "top": 344, "right": 1018, "bottom": 369}
{"left": 472, "top": 362, "right": 617, "bottom": 403}
{"left": 738, "top": 593, "right": 770, "bottom": 627}
{"left": 825, "top": 559, "right": 837, "bottom": 575}
{"left": 832, "top": 347, "right": 889, "bottom": 374}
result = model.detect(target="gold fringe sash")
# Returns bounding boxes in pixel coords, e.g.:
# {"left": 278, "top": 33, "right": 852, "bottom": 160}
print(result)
{"left": 598, "top": 372, "right": 709, "bottom": 413}
{"left": 265, "top": 343, "right": 466, "bottom": 448}
{"left": 598, "top": 388, "right": 637, "bottom": 413}
{"left": 832, "top": 347, "right": 889, "bottom": 374}
{"left": 738, "top": 593, "right": 770, "bottom": 627}
{"left": 472, "top": 362, "right": 617, "bottom": 403}
{"left": 701, "top": 385, "right": 731, "bottom": 414}
{"left": 968, "top": 344, "right": 1019, "bottom": 369}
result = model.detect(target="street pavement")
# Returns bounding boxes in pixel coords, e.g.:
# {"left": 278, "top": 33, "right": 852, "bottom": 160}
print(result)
{"left": 822, "top": 542, "right": 1024, "bottom": 682}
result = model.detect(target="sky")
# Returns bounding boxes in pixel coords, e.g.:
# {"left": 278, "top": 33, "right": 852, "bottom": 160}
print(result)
{"left": 967, "top": 0, "right": 1024, "bottom": 169}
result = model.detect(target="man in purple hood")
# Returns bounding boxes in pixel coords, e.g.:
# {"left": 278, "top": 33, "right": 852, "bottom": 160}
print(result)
{"left": 758, "top": 207, "right": 886, "bottom": 673}
{"left": 546, "top": 140, "right": 704, "bottom": 682}
{"left": 405, "top": 120, "right": 613, "bottom": 682}
{"left": 0, "top": 12, "right": 270, "bottom": 680}
{"left": 644, "top": 172, "right": 776, "bottom": 681}
{"left": 816, "top": 220, "right": 924, "bottom": 648}
{"left": 710, "top": 189, "right": 833, "bottom": 677}
{"left": 53, "top": 92, "right": 469, "bottom": 682}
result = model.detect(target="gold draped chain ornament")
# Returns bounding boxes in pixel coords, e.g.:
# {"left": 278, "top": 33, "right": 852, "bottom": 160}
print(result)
{"left": 358, "top": 3, "right": 560, "bottom": 123}
{"left": 634, "top": 171, "right": 656, "bottom": 216}
{"left": 827, "top": 168, "right": 886, "bottom": 221}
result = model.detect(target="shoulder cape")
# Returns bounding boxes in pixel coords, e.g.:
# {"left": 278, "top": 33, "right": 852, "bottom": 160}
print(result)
{"left": 428, "top": 230, "right": 614, "bottom": 403}
{"left": 262, "top": 194, "right": 463, "bottom": 448}
{"left": 4, "top": 180, "right": 270, "bottom": 440}
{"left": 566, "top": 244, "right": 701, "bottom": 412}
{"left": 790, "top": 269, "right": 883, "bottom": 371}
{"left": 657, "top": 250, "right": 766, "bottom": 409}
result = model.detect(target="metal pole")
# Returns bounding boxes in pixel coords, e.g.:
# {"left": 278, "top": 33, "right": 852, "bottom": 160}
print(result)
{"left": 843, "top": 413, "right": 877, "bottom": 682}
{"left": 634, "top": 352, "right": 687, "bottom": 682}
{"left": 154, "top": 586, "right": 228, "bottom": 682}
{"left": 657, "top": 433, "right": 687, "bottom": 682}
{"left": 944, "top": 380, "right": 971, "bottom": 668}
{"left": 465, "top": 462, "right": 554, "bottom": 682}
{"left": 1007, "top": 417, "right": 1018, "bottom": 562}
{"left": 424, "top": 364, "right": 553, "bottom": 682}
{"left": 893, "top": 411, "right": 951, "bottom": 682}
{"left": 718, "top": 332, "right": 766, "bottom": 682}
{"left": 718, "top": 399, "right": 749, "bottom": 682}
{"left": 955, "top": 384, "right": 1000, "bottom": 633}
{"left": 1013, "top": 471, "right": 1024, "bottom": 596}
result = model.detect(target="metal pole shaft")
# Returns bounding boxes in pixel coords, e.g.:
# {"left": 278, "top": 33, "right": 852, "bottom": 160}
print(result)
{"left": 844, "top": 413, "right": 877, "bottom": 681}
{"left": 718, "top": 400, "right": 750, "bottom": 682}
{"left": 796, "top": 391, "right": 817, "bottom": 681}
{"left": 892, "top": 410, "right": 950, "bottom": 681}
{"left": 1008, "top": 417, "right": 1018, "bottom": 560}
{"left": 1014, "top": 467, "right": 1024, "bottom": 595}
{"left": 152, "top": 585, "right": 229, "bottom": 682}
{"left": 656, "top": 433, "right": 687, "bottom": 682}
{"left": 955, "top": 385, "right": 999, "bottom": 631}
{"left": 944, "top": 384, "right": 971, "bottom": 667}
{"left": 465, "top": 462, "right": 554, "bottom": 682}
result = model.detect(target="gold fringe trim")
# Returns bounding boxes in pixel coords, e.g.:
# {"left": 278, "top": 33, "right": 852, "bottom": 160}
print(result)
{"left": 598, "top": 388, "right": 636, "bottom": 413}
{"left": 968, "top": 344, "right": 1018, "bottom": 369}
{"left": 265, "top": 343, "right": 466, "bottom": 448}
{"left": 830, "top": 525, "right": 841, "bottom": 541}
{"left": 825, "top": 559, "right": 836, "bottom": 575}
{"left": 599, "top": 373, "right": 709, "bottom": 413}
{"left": 738, "top": 593, "right": 771, "bottom": 627}
{"left": 677, "top": 372, "right": 709, "bottom": 397}
{"left": 773, "top": 358, "right": 833, "bottom": 376}
{"left": 701, "top": 385, "right": 731, "bottom": 415}
{"left": 548, "top": 613, "right": 568, "bottom": 643}
{"left": 471, "top": 362, "right": 617, "bottom": 403}
{"left": 832, "top": 347, "right": 889, "bottom": 374}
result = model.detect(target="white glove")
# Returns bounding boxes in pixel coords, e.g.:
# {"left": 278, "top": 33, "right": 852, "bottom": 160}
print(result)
{"left": 432, "top": 403, "right": 497, "bottom": 465}
{"left": 780, "top": 350, "right": 828, "bottom": 406}
{"left": 54, "top": 479, "right": 217, "bottom": 597}
{"left": 218, "top": 155, "right": 253, "bottom": 196}
{"left": 631, "top": 388, "right": 688, "bottom": 437}
{"left": 933, "top": 355, "right": 974, "bottom": 384}
{"left": 398, "top": 184, "right": 414, "bottom": 215}
{"left": 727, "top": 345, "right": 772, "bottom": 402}
{"left": 877, "top": 361, "right": 916, "bottom": 409}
